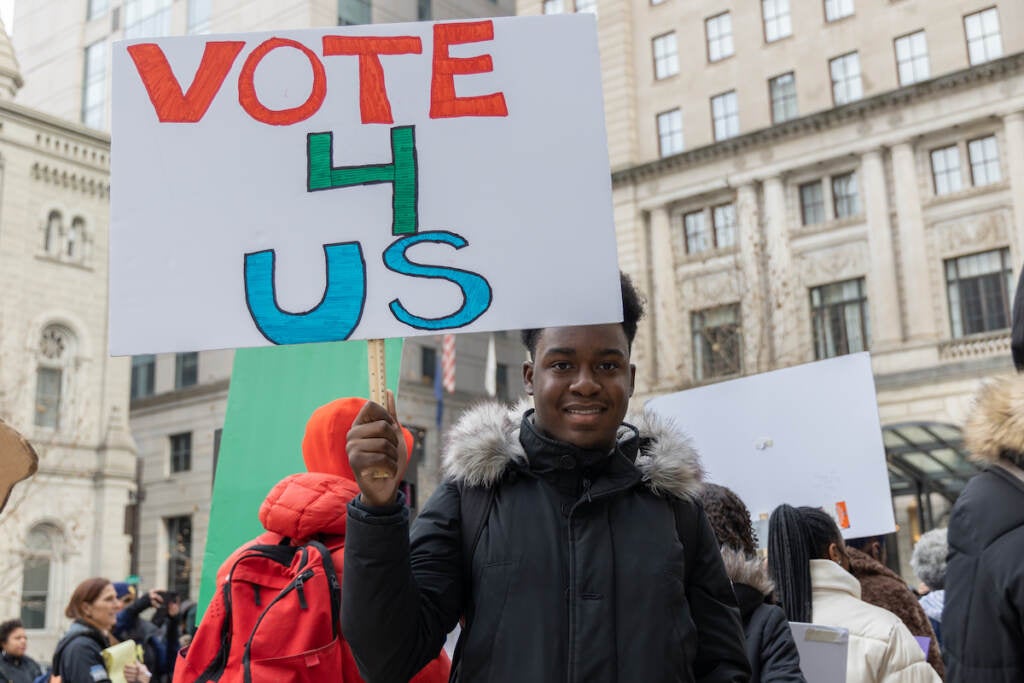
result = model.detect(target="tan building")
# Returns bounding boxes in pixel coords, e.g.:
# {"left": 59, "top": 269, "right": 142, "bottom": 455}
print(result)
{"left": 0, "top": 21, "right": 134, "bottom": 660}
{"left": 13, "top": 0, "right": 518, "bottom": 600}
{"left": 519, "top": 0, "right": 1024, "bottom": 566}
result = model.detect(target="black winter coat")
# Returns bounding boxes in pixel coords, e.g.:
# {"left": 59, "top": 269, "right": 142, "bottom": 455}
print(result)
{"left": 944, "top": 374, "right": 1024, "bottom": 683}
{"left": 343, "top": 405, "right": 750, "bottom": 683}
{"left": 0, "top": 652, "right": 42, "bottom": 683}
{"left": 943, "top": 465, "right": 1024, "bottom": 682}
{"left": 721, "top": 548, "right": 805, "bottom": 683}
{"left": 52, "top": 621, "right": 111, "bottom": 683}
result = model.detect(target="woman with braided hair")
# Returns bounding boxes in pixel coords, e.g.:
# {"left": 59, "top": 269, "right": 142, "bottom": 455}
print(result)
{"left": 767, "top": 504, "right": 939, "bottom": 683}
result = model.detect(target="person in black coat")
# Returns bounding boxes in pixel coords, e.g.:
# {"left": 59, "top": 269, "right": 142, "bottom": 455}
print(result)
{"left": 943, "top": 374, "right": 1024, "bottom": 682}
{"left": 700, "top": 483, "right": 805, "bottom": 683}
{"left": 52, "top": 578, "right": 151, "bottom": 683}
{"left": 342, "top": 273, "right": 750, "bottom": 683}
{"left": 0, "top": 619, "right": 42, "bottom": 683}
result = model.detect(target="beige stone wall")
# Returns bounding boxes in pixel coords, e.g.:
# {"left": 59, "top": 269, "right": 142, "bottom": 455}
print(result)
{"left": 0, "top": 100, "right": 133, "bottom": 661}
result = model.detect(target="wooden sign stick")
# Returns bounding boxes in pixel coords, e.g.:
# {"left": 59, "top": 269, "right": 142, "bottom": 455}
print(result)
{"left": 367, "top": 338, "right": 394, "bottom": 480}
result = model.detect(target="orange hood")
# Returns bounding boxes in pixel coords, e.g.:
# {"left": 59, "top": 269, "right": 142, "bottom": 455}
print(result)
{"left": 301, "top": 396, "right": 414, "bottom": 480}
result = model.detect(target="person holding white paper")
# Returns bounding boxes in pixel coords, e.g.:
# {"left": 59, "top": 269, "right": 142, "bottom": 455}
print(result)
{"left": 342, "top": 273, "right": 750, "bottom": 682}
{"left": 768, "top": 506, "right": 939, "bottom": 683}
{"left": 52, "top": 578, "right": 151, "bottom": 683}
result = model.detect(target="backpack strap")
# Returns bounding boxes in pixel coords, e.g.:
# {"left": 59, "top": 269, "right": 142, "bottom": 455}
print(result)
{"left": 671, "top": 497, "right": 700, "bottom": 586}
{"left": 450, "top": 480, "right": 498, "bottom": 682}
{"left": 306, "top": 539, "right": 342, "bottom": 640}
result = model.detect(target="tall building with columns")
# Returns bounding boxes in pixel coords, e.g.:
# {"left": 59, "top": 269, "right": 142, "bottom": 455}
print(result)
{"left": 519, "top": 0, "right": 1024, "bottom": 560}
{"left": 0, "top": 20, "right": 134, "bottom": 661}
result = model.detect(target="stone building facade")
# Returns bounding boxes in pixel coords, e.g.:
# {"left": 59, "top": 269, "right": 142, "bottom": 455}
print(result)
{"left": 0, "top": 21, "right": 133, "bottom": 660}
{"left": 517, "top": 0, "right": 1024, "bottom": 566}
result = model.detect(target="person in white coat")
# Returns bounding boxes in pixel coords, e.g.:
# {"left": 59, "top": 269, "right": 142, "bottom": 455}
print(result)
{"left": 768, "top": 504, "right": 941, "bottom": 683}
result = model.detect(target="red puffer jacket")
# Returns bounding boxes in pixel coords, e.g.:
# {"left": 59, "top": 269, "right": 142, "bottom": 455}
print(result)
{"left": 211, "top": 472, "right": 450, "bottom": 683}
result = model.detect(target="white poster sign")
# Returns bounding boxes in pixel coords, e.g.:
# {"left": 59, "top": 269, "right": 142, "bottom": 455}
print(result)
{"left": 645, "top": 353, "right": 896, "bottom": 539}
{"left": 109, "top": 16, "right": 620, "bottom": 355}
{"left": 789, "top": 623, "right": 849, "bottom": 683}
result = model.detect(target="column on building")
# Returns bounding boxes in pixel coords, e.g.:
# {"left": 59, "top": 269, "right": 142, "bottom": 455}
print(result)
{"left": 1001, "top": 111, "right": 1024, "bottom": 260}
{"left": 648, "top": 206, "right": 684, "bottom": 388}
{"left": 891, "top": 142, "right": 939, "bottom": 342}
{"left": 861, "top": 148, "right": 903, "bottom": 348}
{"left": 624, "top": 195, "right": 657, "bottom": 392}
{"left": 762, "top": 176, "right": 800, "bottom": 366}
{"left": 736, "top": 182, "right": 766, "bottom": 373}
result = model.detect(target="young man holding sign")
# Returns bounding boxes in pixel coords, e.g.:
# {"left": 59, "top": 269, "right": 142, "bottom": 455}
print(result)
{"left": 342, "top": 274, "right": 749, "bottom": 682}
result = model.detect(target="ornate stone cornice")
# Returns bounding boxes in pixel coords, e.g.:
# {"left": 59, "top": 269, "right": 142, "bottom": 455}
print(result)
{"left": 612, "top": 51, "right": 1024, "bottom": 186}
{"left": 31, "top": 162, "right": 110, "bottom": 197}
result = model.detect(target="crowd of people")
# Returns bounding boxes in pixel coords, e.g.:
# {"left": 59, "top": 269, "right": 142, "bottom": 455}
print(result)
{"left": 9, "top": 271, "right": 1023, "bottom": 682}
{"left": 2, "top": 579, "right": 197, "bottom": 683}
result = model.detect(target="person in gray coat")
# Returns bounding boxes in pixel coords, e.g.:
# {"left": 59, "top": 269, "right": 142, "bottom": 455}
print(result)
{"left": 700, "top": 483, "right": 806, "bottom": 683}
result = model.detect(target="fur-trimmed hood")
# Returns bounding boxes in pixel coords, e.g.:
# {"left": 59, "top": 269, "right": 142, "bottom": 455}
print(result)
{"left": 720, "top": 546, "right": 774, "bottom": 597}
{"left": 964, "top": 374, "right": 1024, "bottom": 464}
{"left": 441, "top": 400, "right": 704, "bottom": 501}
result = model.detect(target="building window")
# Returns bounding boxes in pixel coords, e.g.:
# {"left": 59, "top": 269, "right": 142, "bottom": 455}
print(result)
{"left": 829, "top": 52, "right": 862, "bottom": 105}
{"left": 165, "top": 516, "right": 192, "bottom": 599}
{"left": 930, "top": 145, "right": 962, "bottom": 196}
{"left": 762, "top": 0, "right": 791, "bottom": 43}
{"left": 652, "top": 32, "right": 679, "bottom": 80}
{"left": 175, "top": 352, "right": 198, "bottom": 389}
{"left": 946, "top": 248, "right": 1013, "bottom": 338}
{"left": 21, "top": 525, "right": 61, "bottom": 629}
{"left": 495, "top": 363, "right": 510, "bottom": 401}
{"left": 799, "top": 181, "right": 825, "bottom": 225}
{"left": 705, "top": 12, "right": 733, "bottom": 62}
{"left": 711, "top": 91, "right": 739, "bottom": 141}
{"left": 964, "top": 8, "right": 1002, "bottom": 66}
{"left": 831, "top": 172, "right": 860, "bottom": 219}
{"left": 542, "top": 0, "right": 564, "bottom": 13}
{"left": 712, "top": 204, "right": 737, "bottom": 249}
{"left": 692, "top": 304, "right": 742, "bottom": 381}
{"left": 894, "top": 31, "right": 929, "bottom": 86}
{"left": 124, "top": 0, "right": 172, "bottom": 38}
{"left": 187, "top": 0, "right": 211, "bottom": 34}
{"left": 769, "top": 72, "right": 798, "bottom": 123}
{"left": 418, "top": 0, "right": 432, "bottom": 20}
{"left": 87, "top": 0, "right": 109, "bottom": 19}
{"left": 683, "top": 211, "right": 710, "bottom": 254}
{"left": 66, "top": 217, "right": 84, "bottom": 261}
{"left": 421, "top": 345, "right": 437, "bottom": 383}
{"left": 81, "top": 40, "right": 106, "bottom": 129}
{"left": 338, "top": 0, "right": 370, "bottom": 24}
{"left": 35, "top": 326, "right": 74, "bottom": 430}
{"left": 811, "top": 279, "right": 869, "bottom": 359}
{"left": 657, "top": 109, "right": 684, "bottom": 157}
{"left": 130, "top": 354, "right": 156, "bottom": 400}
{"left": 170, "top": 432, "right": 192, "bottom": 473}
{"left": 824, "top": 0, "right": 853, "bottom": 22}
{"left": 575, "top": 0, "right": 597, "bottom": 14}
{"left": 968, "top": 135, "right": 1001, "bottom": 187}
{"left": 44, "top": 210, "right": 61, "bottom": 255}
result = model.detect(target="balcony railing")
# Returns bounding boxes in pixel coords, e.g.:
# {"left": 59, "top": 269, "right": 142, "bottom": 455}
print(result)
{"left": 939, "top": 330, "right": 1010, "bottom": 361}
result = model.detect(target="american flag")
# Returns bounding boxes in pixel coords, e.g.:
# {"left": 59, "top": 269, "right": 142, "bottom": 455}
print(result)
{"left": 441, "top": 334, "right": 456, "bottom": 393}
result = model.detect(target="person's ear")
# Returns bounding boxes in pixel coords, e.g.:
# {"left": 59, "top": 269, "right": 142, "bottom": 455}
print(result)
{"left": 523, "top": 361, "right": 534, "bottom": 396}
{"left": 828, "top": 542, "right": 843, "bottom": 565}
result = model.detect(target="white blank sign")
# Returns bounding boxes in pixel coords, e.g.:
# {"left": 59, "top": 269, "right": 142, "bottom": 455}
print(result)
{"left": 645, "top": 353, "right": 896, "bottom": 539}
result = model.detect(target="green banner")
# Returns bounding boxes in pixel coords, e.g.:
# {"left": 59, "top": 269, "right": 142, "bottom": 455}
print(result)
{"left": 197, "top": 338, "right": 403, "bottom": 615}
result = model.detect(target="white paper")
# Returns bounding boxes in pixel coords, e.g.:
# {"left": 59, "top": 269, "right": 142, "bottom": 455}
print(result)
{"left": 109, "top": 16, "right": 621, "bottom": 354}
{"left": 645, "top": 353, "right": 896, "bottom": 539}
{"left": 789, "top": 622, "right": 849, "bottom": 683}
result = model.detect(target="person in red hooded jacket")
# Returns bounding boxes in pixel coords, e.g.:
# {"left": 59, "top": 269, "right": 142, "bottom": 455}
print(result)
{"left": 207, "top": 397, "right": 450, "bottom": 683}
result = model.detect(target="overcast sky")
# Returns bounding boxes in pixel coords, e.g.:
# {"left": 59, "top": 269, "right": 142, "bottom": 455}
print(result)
{"left": 1, "top": 1, "right": 13, "bottom": 33}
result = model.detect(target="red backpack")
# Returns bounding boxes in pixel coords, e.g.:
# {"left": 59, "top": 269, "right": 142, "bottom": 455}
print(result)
{"left": 174, "top": 538, "right": 344, "bottom": 683}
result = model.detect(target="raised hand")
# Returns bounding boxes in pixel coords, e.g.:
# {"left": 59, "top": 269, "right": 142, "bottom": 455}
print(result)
{"left": 346, "top": 390, "right": 410, "bottom": 507}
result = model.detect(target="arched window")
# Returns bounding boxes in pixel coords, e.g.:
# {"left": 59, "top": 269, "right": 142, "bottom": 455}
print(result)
{"left": 35, "top": 325, "right": 76, "bottom": 430}
{"left": 20, "top": 524, "right": 63, "bottom": 629}
{"left": 44, "top": 210, "right": 62, "bottom": 255}
{"left": 67, "top": 217, "right": 84, "bottom": 260}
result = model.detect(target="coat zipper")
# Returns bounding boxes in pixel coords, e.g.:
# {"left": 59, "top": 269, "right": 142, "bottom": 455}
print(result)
{"left": 242, "top": 568, "right": 314, "bottom": 683}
